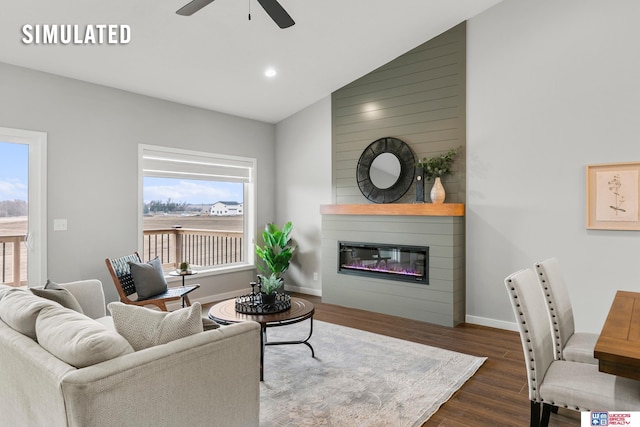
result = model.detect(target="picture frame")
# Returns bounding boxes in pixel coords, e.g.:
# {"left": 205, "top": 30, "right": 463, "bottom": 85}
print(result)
{"left": 586, "top": 162, "right": 640, "bottom": 230}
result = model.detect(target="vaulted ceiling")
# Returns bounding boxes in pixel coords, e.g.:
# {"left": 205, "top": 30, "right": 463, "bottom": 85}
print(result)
{"left": 0, "top": 0, "right": 502, "bottom": 123}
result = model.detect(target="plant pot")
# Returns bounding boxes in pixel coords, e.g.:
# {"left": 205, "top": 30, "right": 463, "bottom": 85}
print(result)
{"left": 260, "top": 292, "right": 277, "bottom": 306}
{"left": 430, "top": 177, "right": 446, "bottom": 204}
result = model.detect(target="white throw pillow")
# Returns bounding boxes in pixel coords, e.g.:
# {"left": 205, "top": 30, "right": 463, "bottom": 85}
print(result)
{"left": 107, "top": 302, "right": 204, "bottom": 351}
{"left": 0, "top": 290, "right": 59, "bottom": 339}
{"left": 36, "top": 305, "right": 134, "bottom": 368}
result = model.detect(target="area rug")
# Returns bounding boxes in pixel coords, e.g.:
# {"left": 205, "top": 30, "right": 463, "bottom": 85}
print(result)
{"left": 260, "top": 320, "right": 486, "bottom": 427}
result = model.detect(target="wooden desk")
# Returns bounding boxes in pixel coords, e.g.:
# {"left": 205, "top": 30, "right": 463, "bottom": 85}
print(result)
{"left": 594, "top": 290, "right": 640, "bottom": 380}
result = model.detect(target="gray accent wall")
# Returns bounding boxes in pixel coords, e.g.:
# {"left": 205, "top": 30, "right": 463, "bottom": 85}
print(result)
{"left": 332, "top": 23, "right": 466, "bottom": 205}
{"left": 322, "top": 214, "right": 465, "bottom": 327}
{"left": 321, "top": 24, "right": 468, "bottom": 326}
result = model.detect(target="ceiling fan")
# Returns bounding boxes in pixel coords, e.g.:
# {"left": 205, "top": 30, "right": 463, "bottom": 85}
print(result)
{"left": 176, "top": 0, "right": 295, "bottom": 29}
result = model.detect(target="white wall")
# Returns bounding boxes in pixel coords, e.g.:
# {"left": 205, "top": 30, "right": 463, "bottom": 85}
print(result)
{"left": 467, "top": 0, "right": 640, "bottom": 332}
{"left": 275, "top": 96, "right": 332, "bottom": 295}
{"left": 0, "top": 62, "right": 276, "bottom": 304}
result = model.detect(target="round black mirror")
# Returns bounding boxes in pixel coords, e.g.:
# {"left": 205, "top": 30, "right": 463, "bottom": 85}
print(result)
{"left": 356, "top": 137, "right": 415, "bottom": 203}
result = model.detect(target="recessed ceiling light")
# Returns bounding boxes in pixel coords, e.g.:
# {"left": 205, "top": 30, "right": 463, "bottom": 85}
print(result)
{"left": 264, "top": 68, "right": 277, "bottom": 78}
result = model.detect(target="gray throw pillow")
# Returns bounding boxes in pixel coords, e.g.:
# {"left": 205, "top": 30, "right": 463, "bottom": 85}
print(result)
{"left": 128, "top": 257, "right": 168, "bottom": 299}
{"left": 202, "top": 316, "right": 221, "bottom": 331}
{"left": 31, "top": 280, "right": 84, "bottom": 314}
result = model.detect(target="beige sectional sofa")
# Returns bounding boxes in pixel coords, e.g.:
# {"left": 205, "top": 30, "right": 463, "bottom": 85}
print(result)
{"left": 0, "top": 280, "right": 260, "bottom": 427}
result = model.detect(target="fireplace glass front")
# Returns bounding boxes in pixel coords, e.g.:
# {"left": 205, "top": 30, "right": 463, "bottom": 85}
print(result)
{"left": 338, "top": 241, "right": 428, "bottom": 284}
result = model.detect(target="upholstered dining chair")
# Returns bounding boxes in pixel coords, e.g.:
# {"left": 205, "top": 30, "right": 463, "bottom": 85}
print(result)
{"left": 504, "top": 268, "right": 640, "bottom": 427}
{"left": 105, "top": 252, "right": 199, "bottom": 311}
{"left": 534, "top": 257, "right": 598, "bottom": 364}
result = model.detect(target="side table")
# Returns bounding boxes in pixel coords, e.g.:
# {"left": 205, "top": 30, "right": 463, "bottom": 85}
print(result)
{"left": 169, "top": 270, "right": 198, "bottom": 307}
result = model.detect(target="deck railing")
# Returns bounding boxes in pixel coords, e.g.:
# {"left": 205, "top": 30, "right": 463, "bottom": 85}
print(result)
{"left": 0, "top": 234, "right": 26, "bottom": 286}
{"left": 1, "top": 229, "right": 243, "bottom": 286}
{"left": 143, "top": 228, "right": 244, "bottom": 269}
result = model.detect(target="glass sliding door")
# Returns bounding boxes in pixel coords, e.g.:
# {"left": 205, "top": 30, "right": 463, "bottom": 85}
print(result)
{"left": 0, "top": 127, "right": 47, "bottom": 287}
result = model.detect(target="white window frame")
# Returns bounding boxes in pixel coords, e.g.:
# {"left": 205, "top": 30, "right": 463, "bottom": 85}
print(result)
{"left": 0, "top": 127, "right": 47, "bottom": 287}
{"left": 138, "top": 144, "right": 256, "bottom": 275}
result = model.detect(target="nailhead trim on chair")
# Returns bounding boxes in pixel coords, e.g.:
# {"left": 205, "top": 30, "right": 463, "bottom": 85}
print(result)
{"left": 506, "top": 275, "right": 542, "bottom": 402}
{"left": 535, "top": 264, "right": 563, "bottom": 360}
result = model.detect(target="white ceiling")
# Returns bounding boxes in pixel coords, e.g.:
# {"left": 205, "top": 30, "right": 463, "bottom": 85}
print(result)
{"left": 0, "top": 0, "right": 502, "bottom": 124}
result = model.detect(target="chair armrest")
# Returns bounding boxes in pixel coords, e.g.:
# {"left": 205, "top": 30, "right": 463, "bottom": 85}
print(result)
{"left": 59, "top": 280, "right": 106, "bottom": 319}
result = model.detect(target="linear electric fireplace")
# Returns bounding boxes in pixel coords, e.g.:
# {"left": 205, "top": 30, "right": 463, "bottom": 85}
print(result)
{"left": 338, "top": 241, "right": 428, "bottom": 284}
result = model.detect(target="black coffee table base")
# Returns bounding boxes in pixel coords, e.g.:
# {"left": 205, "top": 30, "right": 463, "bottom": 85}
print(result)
{"left": 209, "top": 297, "right": 315, "bottom": 381}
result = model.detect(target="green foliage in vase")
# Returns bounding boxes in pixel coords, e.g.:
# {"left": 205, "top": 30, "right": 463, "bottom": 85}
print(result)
{"left": 255, "top": 221, "right": 295, "bottom": 278}
{"left": 417, "top": 147, "right": 461, "bottom": 181}
{"left": 179, "top": 261, "right": 190, "bottom": 271}
{"left": 258, "top": 273, "right": 283, "bottom": 295}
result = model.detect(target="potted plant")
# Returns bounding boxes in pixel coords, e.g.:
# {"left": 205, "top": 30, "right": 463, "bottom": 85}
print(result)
{"left": 255, "top": 222, "right": 294, "bottom": 297}
{"left": 417, "top": 147, "right": 461, "bottom": 203}
{"left": 179, "top": 261, "right": 191, "bottom": 274}
{"left": 257, "top": 273, "right": 283, "bottom": 305}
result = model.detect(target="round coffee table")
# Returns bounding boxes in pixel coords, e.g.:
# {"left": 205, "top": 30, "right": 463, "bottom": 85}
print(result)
{"left": 209, "top": 296, "right": 315, "bottom": 381}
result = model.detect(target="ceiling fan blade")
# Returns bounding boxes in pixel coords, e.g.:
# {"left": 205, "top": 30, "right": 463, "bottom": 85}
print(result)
{"left": 176, "top": 0, "right": 216, "bottom": 16}
{"left": 257, "top": 0, "right": 295, "bottom": 28}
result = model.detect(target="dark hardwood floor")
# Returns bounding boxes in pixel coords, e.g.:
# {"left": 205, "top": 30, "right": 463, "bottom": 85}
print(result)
{"left": 206, "top": 293, "right": 580, "bottom": 426}
{"left": 291, "top": 293, "right": 580, "bottom": 427}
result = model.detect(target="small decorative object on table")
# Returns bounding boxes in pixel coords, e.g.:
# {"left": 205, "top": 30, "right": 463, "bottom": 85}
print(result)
{"left": 415, "top": 166, "right": 425, "bottom": 203}
{"left": 417, "top": 146, "right": 461, "bottom": 204}
{"left": 178, "top": 261, "right": 191, "bottom": 274}
{"left": 235, "top": 277, "right": 291, "bottom": 314}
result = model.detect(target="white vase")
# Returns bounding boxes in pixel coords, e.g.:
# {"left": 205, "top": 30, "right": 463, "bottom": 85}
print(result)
{"left": 430, "top": 177, "right": 445, "bottom": 204}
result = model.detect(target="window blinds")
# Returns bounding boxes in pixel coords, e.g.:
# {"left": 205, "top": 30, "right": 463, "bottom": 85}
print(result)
{"left": 141, "top": 145, "right": 254, "bottom": 183}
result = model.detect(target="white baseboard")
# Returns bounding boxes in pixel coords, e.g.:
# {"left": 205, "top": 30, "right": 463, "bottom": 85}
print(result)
{"left": 465, "top": 314, "right": 518, "bottom": 332}
{"left": 283, "top": 284, "right": 322, "bottom": 297}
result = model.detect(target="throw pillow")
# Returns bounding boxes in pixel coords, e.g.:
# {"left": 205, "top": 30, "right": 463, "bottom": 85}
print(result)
{"left": 0, "top": 291, "right": 59, "bottom": 340}
{"left": 36, "top": 305, "right": 134, "bottom": 368}
{"left": 31, "top": 280, "right": 84, "bottom": 314}
{"left": 128, "top": 257, "right": 168, "bottom": 300}
{"left": 202, "top": 316, "right": 221, "bottom": 331}
{"left": 107, "top": 302, "right": 204, "bottom": 351}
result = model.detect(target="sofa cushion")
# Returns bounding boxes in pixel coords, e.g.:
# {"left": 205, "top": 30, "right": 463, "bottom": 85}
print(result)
{"left": 108, "top": 302, "right": 204, "bottom": 351}
{"left": 0, "top": 290, "right": 59, "bottom": 339}
{"left": 0, "top": 284, "right": 24, "bottom": 301}
{"left": 36, "top": 305, "right": 134, "bottom": 368}
{"left": 128, "top": 257, "right": 168, "bottom": 299}
{"left": 31, "top": 280, "right": 84, "bottom": 314}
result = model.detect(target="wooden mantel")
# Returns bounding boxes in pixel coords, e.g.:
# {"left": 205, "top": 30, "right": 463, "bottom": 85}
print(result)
{"left": 320, "top": 203, "right": 464, "bottom": 217}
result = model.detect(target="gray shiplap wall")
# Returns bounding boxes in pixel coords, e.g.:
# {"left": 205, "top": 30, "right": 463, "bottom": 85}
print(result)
{"left": 322, "top": 214, "right": 465, "bottom": 326}
{"left": 332, "top": 23, "right": 466, "bottom": 204}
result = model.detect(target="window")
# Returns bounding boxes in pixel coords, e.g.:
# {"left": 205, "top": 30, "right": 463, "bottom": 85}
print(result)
{"left": 0, "top": 127, "right": 47, "bottom": 287}
{"left": 139, "top": 145, "right": 255, "bottom": 274}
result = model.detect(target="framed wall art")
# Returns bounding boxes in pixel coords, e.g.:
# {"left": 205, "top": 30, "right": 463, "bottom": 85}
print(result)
{"left": 586, "top": 162, "right": 640, "bottom": 230}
